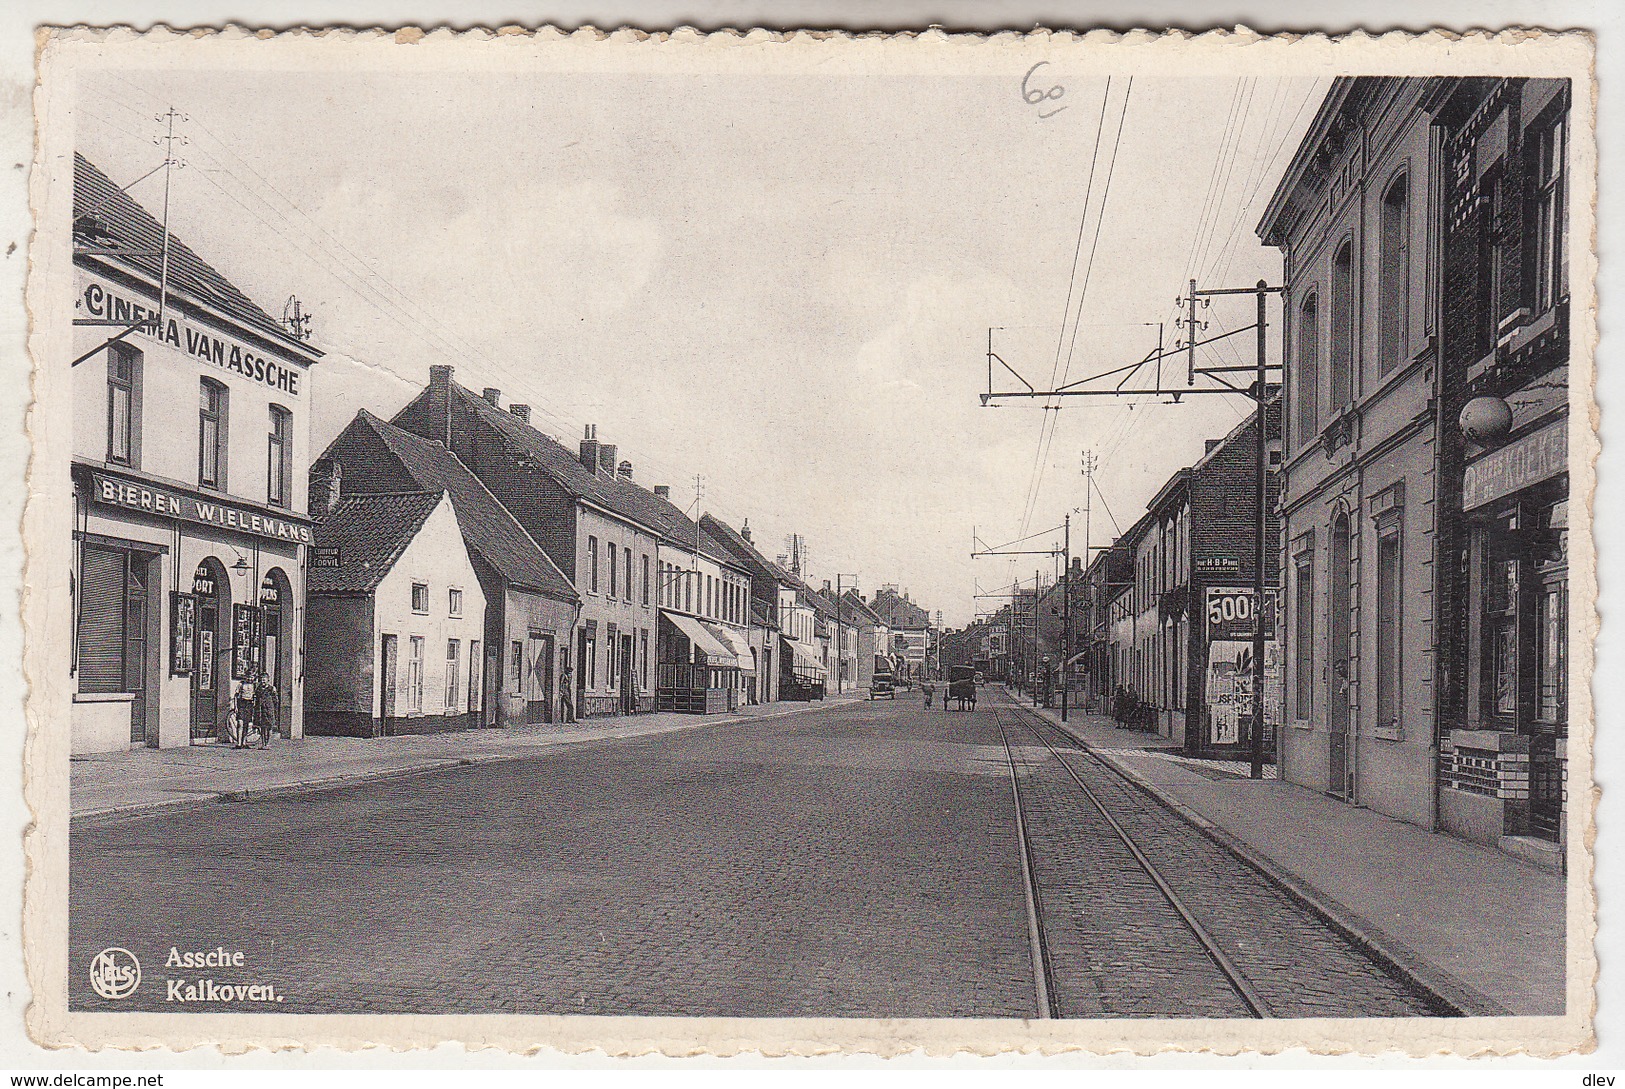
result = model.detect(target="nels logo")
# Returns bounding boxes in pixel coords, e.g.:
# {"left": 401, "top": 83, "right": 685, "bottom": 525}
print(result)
{"left": 89, "top": 947, "right": 141, "bottom": 1000}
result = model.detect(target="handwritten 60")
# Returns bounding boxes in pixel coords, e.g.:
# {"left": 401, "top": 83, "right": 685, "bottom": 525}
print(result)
{"left": 1021, "top": 62, "right": 1067, "bottom": 118}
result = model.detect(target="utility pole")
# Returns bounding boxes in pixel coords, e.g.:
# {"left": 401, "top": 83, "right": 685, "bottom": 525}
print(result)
{"left": 1061, "top": 511, "right": 1071, "bottom": 723}
{"left": 981, "top": 280, "right": 1281, "bottom": 778}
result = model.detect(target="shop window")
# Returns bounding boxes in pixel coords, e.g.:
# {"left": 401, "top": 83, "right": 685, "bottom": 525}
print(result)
{"left": 267, "top": 405, "right": 292, "bottom": 507}
{"left": 586, "top": 625, "right": 597, "bottom": 688}
{"left": 1329, "top": 241, "right": 1355, "bottom": 409}
{"left": 588, "top": 536, "right": 598, "bottom": 594}
{"left": 407, "top": 636, "right": 424, "bottom": 712}
{"left": 606, "top": 623, "right": 619, "bottom": 687}
{"left": 1378, "top": 173, "right": 1410, "bottom": 376}
{"left": 77, "top": 544, "right": 137, "bottom": 693}
{"left": 106, "top": 343, "right": 140, "bottom": 467}
{"left": 411, "top": 582, "right": 428, "bottom": 614}
{"left": 445, "top": 639, "right": 461, "bottom": 709}
{"left": 448, "top": 588, "right": 463, "bottom": 617}
{"left": 1536, "top": 500, "right": 1569, "bottom": 729}
{"left": 1533, "top": 113, "right": 1568, "bottom": 315}
{"left": 198, "top": 378, "right": 228, "bottom": 490}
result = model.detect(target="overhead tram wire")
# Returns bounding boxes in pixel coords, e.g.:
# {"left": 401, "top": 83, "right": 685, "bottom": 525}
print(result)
{"left": 1019, "top": 78, "right": 1133, "bottom": 540}
{"left": 1014, "top": 78, "right": 1115, "bottom": 541}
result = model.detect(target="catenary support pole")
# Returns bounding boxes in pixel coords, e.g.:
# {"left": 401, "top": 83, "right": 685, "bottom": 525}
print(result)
{"left": 1062, "top": 511, "right": 1071, "bottom": 723}
{"left": 1250, "top": 280, "right": 1268, "bottom": 781}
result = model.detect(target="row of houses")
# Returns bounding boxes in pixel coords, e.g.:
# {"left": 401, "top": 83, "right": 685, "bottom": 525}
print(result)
{"left": 67, "top": 151, "right": 938, "bottom": 755}
{"left": 959, "top": 75, "right": 1574, "bottom": 870}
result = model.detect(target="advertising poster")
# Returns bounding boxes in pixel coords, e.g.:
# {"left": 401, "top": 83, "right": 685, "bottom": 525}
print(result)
{"left": 1203, "top": 587, "right": 1282, "bottom": 745}
{"left": 169, "top": 591, "right": 195, "bottom": 676}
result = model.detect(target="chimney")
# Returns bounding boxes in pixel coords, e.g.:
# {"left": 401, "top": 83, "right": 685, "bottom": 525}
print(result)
{"left": 509, "top": 404, "right": 531, "bottom": 424}
{"left": 429, "top": 364, "right": 453, "bottom": 391}
{"left": 482, "top": 387, "right": 501, "bottom": 406}
{"left": 427, "top": 365, "right": 454, "bottom": 446}
{"left": 1205, "top": 438, "right": 1221, "bottom": 454}
{"left": 598, "top": 443, "right": 617, "bottom": 476}
{"left": 617, "top": 460, "right": 633, "bottom": 480}
{"left": 654, "top": 484, "right": 671, "bottom": 499}
{"left": 580, "top": 424, "right": 599, "bottom": 471}
{"left": 741, "top": 519, "right": 753, "bottom": 543}
{"left": 309, "top": 457, "right": 342, "bottom": 516}
{"left": 822, "top": 580, "right": 832, "bottom": 595}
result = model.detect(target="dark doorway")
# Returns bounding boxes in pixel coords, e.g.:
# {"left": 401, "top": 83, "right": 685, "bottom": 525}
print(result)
{"left": 1328, "top": 512, "right": 1354, "bottom": 800}
{"left": 526, "top": 631, "right": 554, "bottom": 723}
{"left": 189, "top": 559, "right": 228, "bottom": 744}
{"left": 379, "top": 634, "right": 398, "bottom": 736}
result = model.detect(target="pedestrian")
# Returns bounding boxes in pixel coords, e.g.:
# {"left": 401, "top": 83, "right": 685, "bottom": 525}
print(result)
{"left": 229, "top": 679, "right": 255, "bottom": 748}
{"left": 559, "top": 665, "right": 575, "bottom": 723}
{"left": 254, "top": 670, "right": 280, "bottom": 749}
{"left": 922, "top": 681, "right": 935, "bottom": 708}
{"left": 1112, "top": 684, "right": 1128, "bottom": 725}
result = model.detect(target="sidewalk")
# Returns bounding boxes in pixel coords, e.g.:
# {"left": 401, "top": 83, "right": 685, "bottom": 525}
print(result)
{"left": 72, "top": 692, "right": 870, "bottom": 825}
{"left": 1022, "top": 696, "right": 1566, "bottom": 1018}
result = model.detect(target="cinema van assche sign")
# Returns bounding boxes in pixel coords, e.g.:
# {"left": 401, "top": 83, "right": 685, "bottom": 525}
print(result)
{"left": 78, "top": 278, "right": 304, "bottom": 396}
{"left": 90, "top": 472, "right": 314, "bottom": 545}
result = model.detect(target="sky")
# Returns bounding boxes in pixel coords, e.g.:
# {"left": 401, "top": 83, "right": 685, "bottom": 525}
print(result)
{"left": 73, "top": 58, "right": 1327, "bottom": 628}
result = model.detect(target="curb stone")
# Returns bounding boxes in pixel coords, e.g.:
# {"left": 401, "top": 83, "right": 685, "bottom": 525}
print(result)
{"left": 72, "top": 695, "right": 869, "bottom": 830}
{"left": 1023, "top": 702, "right": 1509, "bottom": 1019}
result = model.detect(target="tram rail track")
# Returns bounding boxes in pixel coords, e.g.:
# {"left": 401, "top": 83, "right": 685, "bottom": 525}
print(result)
{"left": 990, "top": 699, "right": 1457, "bottom": 1020}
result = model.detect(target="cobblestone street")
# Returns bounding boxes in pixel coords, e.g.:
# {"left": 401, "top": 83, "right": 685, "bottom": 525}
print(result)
{"left": 70, "top": 691, "right": 1446, "bottom": 1018}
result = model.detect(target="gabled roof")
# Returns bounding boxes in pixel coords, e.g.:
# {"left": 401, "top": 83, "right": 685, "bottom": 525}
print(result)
{"left": 404, "top": 382, "right": 700, "bottom": 544}
{"left": 331, "top": 411, "right": 578, "bottom": 602}
{"left": 697, "top": 514, "right": 787, "bottom": 590}
{"left": 73, "top": 154, "right": 319, "bottom": 358}
{"left": 840, "top": 589, "right": 886, "bottom": 626}
{"left": 309, "top": 492, "right": 444, "bottom": 594}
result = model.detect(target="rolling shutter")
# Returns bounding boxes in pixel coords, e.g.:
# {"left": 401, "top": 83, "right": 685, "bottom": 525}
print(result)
{"left": 78, "top": 545, "right": 126, "bottom": 692}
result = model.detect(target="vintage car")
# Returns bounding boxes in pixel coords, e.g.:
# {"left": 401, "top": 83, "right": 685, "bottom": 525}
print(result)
{"left": 869, "top": 673, "right": 896, "bottom": 699}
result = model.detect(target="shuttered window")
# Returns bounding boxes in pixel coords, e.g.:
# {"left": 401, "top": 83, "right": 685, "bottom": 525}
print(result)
{"left": 78, "top": 545, "right": 128, "bottom": 692}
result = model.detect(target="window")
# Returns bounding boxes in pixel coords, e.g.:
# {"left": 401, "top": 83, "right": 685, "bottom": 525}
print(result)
{"left": 510, "top": 640, "right": 523, "bottom": 692}
{"left": 407, "top": 636, "right": 425, "bottom": 712}
{"left": 267, "top": 405, "right": 292, "bottom": 507}
{"left": 1482, "top": 166, "right": 1512, "bottom": 348}
{"left": 411, "top": 582, "right": 429, "bottom": 614}
{"left": 1329, "top": 241, "right": 1355, "bottom": 409}
{"left": 607, "top": 545, "right": 617, "bottom": 603}
{"left": 642, "top": 554, "right": 650, "bottom": 606}
{"left": 76, "top": 544, "right": 146, "bottom": 696}
{"left": 1533, "top": 114, "right": 1568, "bottom": 314}
{"left": 1293, "top": 292, "right": 1319, "bottom": 448}
{"left": 448, "top": 588, "right": 463, "bottom": 617}
{"left": 198, "top": 378, "right": 228, "bottom": 489}
{"left": 588, "top": 536, "right": 599, "bottom": 594}
{"left": 624, "top": 547, "right": 633, "bottom": 601}
{"left": 1375, "top": 528, "right": 1402, "bottom": 732}
{"left": 106, "top": 344, "right": 139, "bottom": 466}
{"left": 1377, "top": 174, "right": 1410, "bottom": 376}
{"left": 445, "top": 639, "right": 461, "bottom": 709}
{"left": 1293, "top": 549, "right": 1315, "bottom": 720}
{"left": 684, "top": 571, "right": 693, "bottom": 613}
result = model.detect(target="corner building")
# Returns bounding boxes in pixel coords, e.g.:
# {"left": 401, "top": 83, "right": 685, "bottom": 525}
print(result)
{"left": 70, "top": 154, "right": 321, "bottom": 752}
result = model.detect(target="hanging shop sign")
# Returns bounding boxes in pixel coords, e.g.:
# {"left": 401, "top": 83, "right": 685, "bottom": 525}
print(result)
{"left": 77, "top": 277, "right": 304, "bottom": 396}
{"left": 311, "top": 546, "right": 342, "bottom": 570}
{"left": 169, "top": 591, "right": 196, "bottom": 676}
{"left": 232, "top": 604, "right": 261, "bottom": 681}
{"left": 1462, "top": 419, "right": 1568, "bottom": 511}
{"left": 89, "top": 472, "right": 313, "bottom": 545}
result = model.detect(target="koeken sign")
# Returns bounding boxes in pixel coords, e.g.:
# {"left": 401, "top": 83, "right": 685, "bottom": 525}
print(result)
{"left": 1462, "top": 420, "right": 1567, "bottom": 511}
{"left": 91, "top": 473, "right": 313, "bottom": 544}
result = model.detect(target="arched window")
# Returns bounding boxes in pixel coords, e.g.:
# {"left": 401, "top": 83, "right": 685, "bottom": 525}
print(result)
{"left": 198, "top": 378, "right": 229, "bottom": 489}
{"left": 1378, "top": 173, "right": 1410, "bottom": 376}
{"left": 1296, "top": 292, "right": 1319, "bottom": 447}
{"left": 1329, "top": 241, "right": 1355, "bottom": 409}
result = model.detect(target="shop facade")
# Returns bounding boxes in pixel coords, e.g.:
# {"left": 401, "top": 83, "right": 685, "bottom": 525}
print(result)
{"left": 70, "top": 155, "right": 320, "bottom": 753}
{"left": 1430, "top": 77, "right": 1572, "bottom": 861}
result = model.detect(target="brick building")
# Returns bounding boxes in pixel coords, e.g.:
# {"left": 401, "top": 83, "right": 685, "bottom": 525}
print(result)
{"left": 1428, "top": 77, "right": 1572, "bottom": 863}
